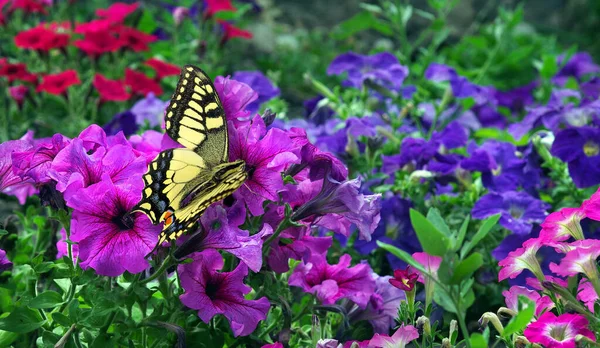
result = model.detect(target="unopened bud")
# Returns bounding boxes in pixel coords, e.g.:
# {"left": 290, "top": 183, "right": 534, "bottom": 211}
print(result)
{"left": 513, "top": 335, "right": 530, "bottom": 348}
{"left": 416, "top": 316, "right": 431, "bottom": 336}
{"left": 497, "top": 307, "right": 517, "bottom": 321}
{"left": 478, "top": 312, "right": 504, "bottom": 335}
{"left": 441, "top": 337, "right": 451, "bottom": 348}
{"left": 448, "top": 319, "right": 458, "bottom": 342}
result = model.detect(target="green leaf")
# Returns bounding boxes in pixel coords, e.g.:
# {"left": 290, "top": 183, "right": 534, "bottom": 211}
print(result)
{"left": 502, "top": 297, "right": 535, "bottom": 337}
{"left": 51, "top": 312, "right": 72, "bottom": 327}
{"left": 410, "top": 209, "right": 450, "bottom": 256}
{"left": 137, "top": 10, "right": 157, "bottom": 34}
{"left": 538, "top": 54, "right": 558, "bottom": 80}
{"left": 454, "top": 215, "right": 470, "bottom": 250}
{"left": 469, "top": 333, "right": 488, "bottom": 348}
{"left": 450, "top": 252, "right": 483, "bottom": 284}
{"left": 332, "top": 11, "right": 392, "bottom": 40}
{"left": 29, "top": 291, "right": 64, "bottom": 309}
{"left": 461, "top": 214, "right": 500, "bottom": 259}
{"left": 426, "top": 208, "right": 452, "bottom": 237}
{"left": 0, "top": 307, "right": 46, "bottom": 333}
{"left": 376, "top": 241, "right": 427, "bottom": 274}
{"left": 0, "top": 229, "right": 8, "bottom": 236}
{"left": 0, "top": 330, "right": 18, "bottom": 347}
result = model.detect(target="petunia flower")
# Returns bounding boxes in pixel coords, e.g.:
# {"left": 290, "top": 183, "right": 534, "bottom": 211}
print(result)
{"left": 10, "top": 0, "right": 48, "bottom": 14}
{"left": 549, "top": 239, "right": 600, "bottom": 283}
{"left": 540, "top": 207, "right": 585, "bottom": 242}
{"left": 0, "top": 134, "right": 36, "bottom": 204}
{"left": 144, "top": 58, "right": 180, "bottom": 80}
{"left": 117, "top": 26, "right": 156, "bottom": 52}
{"left": 472, "top": 191, "right": 549, "bottom": 235}
{"left": 316, "top": 339, "right": 339, "bottom": 348}
{"left": 204, "top": 0, "right": 236, "bottom": 17}
{"left": 74, "top": 30, "right": 122, "bottom": 57}
{"left": 327, "top": 52, "right": 408, "bottom": 91}
{"left": 125, "top": 68, "right": 163, "bottom": 96}
{"left": 0, "top": 249, "right": 13, "bottom": 272}
{"left": 369, "top": 325, "right": 419, "bottom": 348}
{"left": 0, "top": 62, "right": 37, "bottom": 84}
{"left": 8, "top": 85, "right": 28, "bottom": 109}
{"left": 37, "top": 70, "right": 81, "bottom": 96}
{"left": 498, "top": 237, "right": 547, "bottom": 281}
{"left": 265, "top": 223, "right": 331, "bottom": 273}
{"left": 554, "top": 52, "right": 600, "bottom": 85}
{"left": 67, "top": 176, "right": 160, "bottom": 276}
{"left": 502, "top": 286, "right": 554, "bottom": 317}
{"left": 12, "top": 133, "right": 70, "bottom": 184}
{"left": 389, "top": 267, "right": 419, "bottom": 292}
{"left": 103, "top": 111, "right": 138, "bottom": 137}
{"left": 214, "top": 75, "right": 258, "bottom": 125}
{"left": 231, "top": 71, "right": 280, "bottom": 114}
{"left": 130, "top": 93, "right": 169, "bottom": 127}
{"left": 229, "top": 115, "right": 299, "bottom": 215}
{"left": 551, "top": 126, "right": 600, "bottom": 188}
{"left": 581, "top": 186, "right": 600, "bottom": 221}
{"left": 289, "top": 254, "right": 376, "bottom": 309}
{"left": 93, "top": 74, "right": 130, "bottom": 102}
{"left": 178, "top": 249, "right": 270, "bottom": 337}
{"left": 56, "top": 228, "right": 79, "bottom": 261}
{"left": 95, "top": 2, "right": 139, "bottom": 23}
{"left": 523, "top": 312, "right": 595, "bottom": 348}
{"left": 14, "top": 24, "right": 70, "bottom": 51}
{"left": 218, "top": 20, "right": 253, "bottom": 43}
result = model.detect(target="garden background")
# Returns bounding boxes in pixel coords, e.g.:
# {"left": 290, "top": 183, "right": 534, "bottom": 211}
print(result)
{"left": 2, "top": 0, "right": 600, "bottom": 347}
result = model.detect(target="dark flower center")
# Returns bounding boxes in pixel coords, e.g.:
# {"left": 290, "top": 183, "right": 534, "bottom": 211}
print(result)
{"left": 508, "top": 206, "right": 524, "bottom": 219}
{"left": 246, "top": 165, "right": 256, "bottom": 179}
{"left": 113, "top": 212, "right": 134, "bottom": 230}
{"left": 205, "top": 281, "right": 221, "bottom": 300}
{"left": 583, "top": 141, "right": 600, "bottom": 157}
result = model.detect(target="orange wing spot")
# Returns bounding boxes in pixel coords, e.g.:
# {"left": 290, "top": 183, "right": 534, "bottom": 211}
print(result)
{"left": 163, "top": 210, "right": 174, "bottom": 227}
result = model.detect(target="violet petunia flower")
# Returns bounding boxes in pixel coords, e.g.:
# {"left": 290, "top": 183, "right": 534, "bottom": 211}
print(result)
{"left": 67, "top": 176, "right": 161, "bottom": 276}
{"left": 232, "top": 70, "right": 280, "bottom": 114}
{"left": 229, "top": 115, "right": 300, "bottom": 215}
{"left": 0, "top": 249, "right": 13, "bottom": 272}
{"left": 472, "top": 191, "right": 549, "bottom": 235}
{"left": 0, "top": 134, "right": 37, "bottom": 204}
{"left": 554, "top": 52, "right": 600, "bottom": 86}
{"left": 11, "top": 133, "right": 70, "bottom": 184}
{"left": 178, "top": 249, "right": 270, "bottom": 337}
{"left": 289, "top": 254, "right": 376, "bottom": 309}
{"left": 103, "top": 111, "right": 138, "bottom": 136}
{"left": 551, "top": 126, "right": 600, "bottom": 188}
{"left": 130, "top": 93, "right": 169, "bottom": 128}
{"left": 214, "top": 75, "right": 258, "bottom": 126}
{"left": 327, "top": 52, "right": 409, "bottom": 91}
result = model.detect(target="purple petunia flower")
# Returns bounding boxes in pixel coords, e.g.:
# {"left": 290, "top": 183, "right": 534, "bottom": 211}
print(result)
{"left": 11, "top": 133, "right": 70, "bottom": 184}
{"left": 0, "top": 249, "right": 13, "bottom": 272}
{"left": 103, "top": 111, "right": 138, "bottom": 136}
{"left": 494, "top": 82, "right": 537, "bottom": 112}
{"left": 287, "top": 127, "right": 348, "bottom": 181}
{"left": 130, "top": 93, "right": 169, "bottom": 128}
{"left": 0, "top": 133, "right": 37, "bottom": 203}
{"left": 472, "top": 191, "right": 549, "bottom": 235}
{"left": 67, "top": 176, "right": 160, "bottom": 276}
{"left": 230, "top": 115, "right": 300, "bottom": 215}
{"left": 178, "top": 249, "right": 270, "bottom": 337}
{"left": 304, "top": 95, "right": 334, "bottom": 126}
{"left": 289, "top": 253, "right": 376, "bottom": 309}
{"left": 327, "top": 52, "right": 409, "bottom": 91}
{"left": 215, "top": 75, "right": 258, "bottom": 126}
{"left": 551, "top": 126, "right": 600, "bottom": 188}
{"left": 554, "top": 52, "right": 600, "bottom": 86}
{"left": 232, "top": 71, "right": 280, "bottom": 114}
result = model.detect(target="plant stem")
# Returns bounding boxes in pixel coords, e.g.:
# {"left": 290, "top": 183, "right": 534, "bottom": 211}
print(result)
{"left": 140, "top": 254, "right": 174, "bottom": 285}
{"left": 454, "top": 292, "right": 471, "bottom": 348}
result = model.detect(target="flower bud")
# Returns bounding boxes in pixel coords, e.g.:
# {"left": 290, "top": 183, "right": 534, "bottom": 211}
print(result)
{"left": 497, "top": 306, "right": 517, "bottom": 321}
{"left": 478, "top": 312, "right": 504, "bottom": 335}
{"left": 416, "top": 316, "right": 431, "bottom": 337}
{"left": 441, "top": 337, "right": 451, "bottom": 348}
{"left": 448, "top": 319, "right": 458, "bottom": 341}
{"left": 513, "top": 335, "right": 531, "bottom": 348}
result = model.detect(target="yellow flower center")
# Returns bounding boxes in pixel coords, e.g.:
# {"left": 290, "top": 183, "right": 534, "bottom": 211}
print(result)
{"left": 583, "top": 141, "right": 600, "bottom": 157}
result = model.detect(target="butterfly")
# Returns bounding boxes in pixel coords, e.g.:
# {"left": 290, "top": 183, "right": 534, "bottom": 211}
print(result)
{"left": 132, "top": 65, "right": 247, "bottom": 250}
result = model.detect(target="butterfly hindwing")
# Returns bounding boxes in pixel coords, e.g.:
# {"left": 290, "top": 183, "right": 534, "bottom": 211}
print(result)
{"left": 165, "top": 65, "right": 229, "bottom": 166}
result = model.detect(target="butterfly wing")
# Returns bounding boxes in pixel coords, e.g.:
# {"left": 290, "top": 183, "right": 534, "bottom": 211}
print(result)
{"left": 164, "top": 65, "right": 229, "bottom": 167}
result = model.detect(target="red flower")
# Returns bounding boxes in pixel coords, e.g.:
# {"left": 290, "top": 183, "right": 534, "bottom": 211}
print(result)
{"left": 389, "top": 267, "right": 419, "bottom": 291}
{"left": 93, "top": 74, "right": 130, "bottom": 102}
{"left": 74, "top": 19, "right": 114, "bottom": 34}
{"left": 217, "top": 20, "right": 252, "bottom": 43}
{"left": 15, "top": 25, "right": 70, "bottom": 51}
{"left": 144, "top": 58, "right": 180, "bottom": 80}
{"left": 96, "top": 2, "right": 139, "bottom": 23}
{"left": 10, "top": 0, "right": 47, "bottom": 14}
{"left": 9, "top": 85, "right": 29, "bottom": 107}
{"left": 37, "top": 70, "right": 81, "bottom": 95}
{"left": 118, "top": 26, "right": 156, "bottom": 52}
{"left": 0, "top": 63, "right": 37, "bottom": 84}
{"left": 204, "top": 0, "right": 236, "bottom": 18}
{"left": 74, "top": 31, "right": 122, "bottom": 56}
{"left": 124, "top": 68, "right": 162, "bottom": 96}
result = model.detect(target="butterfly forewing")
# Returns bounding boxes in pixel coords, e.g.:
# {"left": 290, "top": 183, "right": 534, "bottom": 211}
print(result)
{"left": 165, "top": 65, "right": 229, "bottom": 166}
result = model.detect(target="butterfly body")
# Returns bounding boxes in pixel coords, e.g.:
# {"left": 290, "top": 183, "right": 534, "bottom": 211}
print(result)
{"left": 133, "top": 65, "right": 247, "bottom": 247}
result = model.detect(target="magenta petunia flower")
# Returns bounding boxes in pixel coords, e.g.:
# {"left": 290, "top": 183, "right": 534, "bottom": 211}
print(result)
{"left": 178, "top": 249, "right": 270, "bottom": 337}
{"left": 56, "top": 228, "right": 79, "bottom": 261}
{"left": 578, "top": 279, "right": 598, "bottom": 312}
{"left": 412, "top": 252, "right": 442, "bottom": 283}
{"left": 0, "top": 134, "right": 37, "bottom": 204}
{"left": 0, "top": 249, "right": 13, "bottom": 272}
{"left": 214, "top": 75, "right": 258, "bottom": 126}
{"left": 582, "top": 188, "right": 600, "bottom": 221}
{"left": 523, "top": 312, "right": 595, "bottom": 348}
{"left": 540, "top": 207, "right": 585, "bottom": 242}
{"left": 289, "top": 254, "right": 375, "bottom": 308}
{"left": 526, "top": 275, "right": 568, "bottom": 291}
{"left": 549, "top": 239, "right": 600, "bottom": 281}
{"left": 67, "top": 176, "right": 160, "bottom": 276}
{"left": 502, "top": 286, "right": 554, "bottom": 317}
{"left": 11, "top": 133, "right": 70, "bottom": 184}
{"left": 498, "top": 237, "right": 547, "bottom": 281}
{"left": 231, "top": 70, "right": 280, "bottom": 114}
{"left": 230, "top": 115, "right": 300, "bottom": 215}
{"left": 266, "top": 223, "right": 331, "bottom": 273}
{"left": 369, "top": 324, "right": 419, "bottom": 348}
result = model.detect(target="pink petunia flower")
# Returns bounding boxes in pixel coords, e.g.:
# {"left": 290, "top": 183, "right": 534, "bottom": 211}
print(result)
{"left": 67, "top": 176, "right": 160, "bottom": 276}
{"left": 178, "top": 249, "right": 270, "bottom": 337}
{"left": 582, "top": 188, "right": 600, "bottom": 221}
{"left": 289, "top": 254, "right": 375, "bottom": 309}
{"left": 502, "top": 286, "right": 554, "bottom": 317}
{"left": 412, "top": 252, "right": 442, "bottom": 283}
{"left": 369, "top": 325, "right": 419, "bottom": 348}
{"left": 498, "top": 237, "right": 546, "bottom": 281}
{"left": 523, "top": 312, "right": 595, "bottom": 348}
{"left": 577, "top": 279, "right": 598, "bottom": 312}
{"left": 540, "top": 207, "right": 585, "bottom": 241}
{"left": 549, "top": 239, "right": 600, "bottom": 280}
